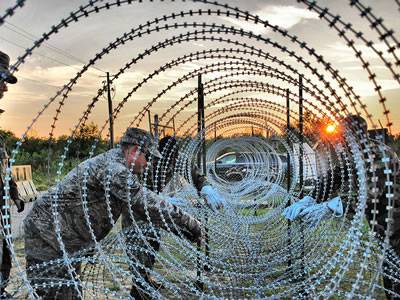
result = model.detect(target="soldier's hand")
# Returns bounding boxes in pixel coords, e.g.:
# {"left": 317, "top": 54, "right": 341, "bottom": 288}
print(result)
{"left": 15, "top": 199, "right": 25, "bottom": 213}
{"left": 182, "top": 221, "right": 202, "bottom": 243}
{"left": 282, "top": 196, "right": 315, "bottom": 221}
{"left": 200, "top": 185, "right": 226, "bottom": 210}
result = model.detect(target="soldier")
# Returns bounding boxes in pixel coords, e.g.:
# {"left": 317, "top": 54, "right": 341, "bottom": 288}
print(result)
{"left": 23, "top": 128, "right": 202, "bottom": 299}
{"left": 0, "top": 50, "right": 25, "bottom": 299}
{"left": 283, "top": 115, "right": 400, "bottom": 298}
{"left": 124, "top": 135, "right": 226, "bottom": 299}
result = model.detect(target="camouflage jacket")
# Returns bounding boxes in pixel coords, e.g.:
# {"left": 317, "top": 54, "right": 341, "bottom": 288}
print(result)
{"left": 316, "top": 140, "right": 400, "bottom": 239}
{"left": 0, "top": 135, "right": 19, "bottom": 206}
{"left": 364, "top": 141, "right": 400, "bottom": 238}
{"left": 24, "top": 148, "right": 201, "bottom": 260}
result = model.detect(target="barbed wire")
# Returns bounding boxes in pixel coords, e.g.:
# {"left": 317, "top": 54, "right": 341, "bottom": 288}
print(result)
{"left": 1, "top": 0, "right": 399, "bottom": 299}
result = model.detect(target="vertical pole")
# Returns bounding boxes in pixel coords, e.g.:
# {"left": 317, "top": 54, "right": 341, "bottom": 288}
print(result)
{"left": 154, "top": 114, "right": 159, "bottom": 145}
{"left": 198, "top": 74, "right": 210, "bottom": 271}
{"left": 196, "top": 74, "right": 203, "bottom": 290}
{"left": 299, "top": 76, "right": 304, "bottom": 197}
{"left": 172, "top": 118, "right": 176, "bottom": 136}
{"left": 214, "top": 122, "right": 217, "bottom": 181}
{"left": 214, "top": 123, "right": 217, "bottom": 141}
{"left": 197, "top": 75, "right": 202, "bottom": 168}
{"left": 106, "top": 72, "right": 114, "bottom": 149}
{"left": 199, "top": 92, "right": 206, "bottom": 175}
{"left": 286, "top": 89, "right": 292, "bottom": 269}
{"left": 299, "top": 75, "right": 305, "bottom": 286}
{"left": 148, "top": 110, "right": 152, "bottom": 137}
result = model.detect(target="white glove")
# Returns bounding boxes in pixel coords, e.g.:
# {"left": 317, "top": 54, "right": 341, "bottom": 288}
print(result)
{"left": 298, "top": 196, "right": 343, "bottom": 227}
{"left": 326, "top": 196, "right": 344, "bottom": 216}
{"left": 200, "top": 185, "right": 226, "bottom": 210}
{"left": 282, "top": 196, "right": 316, "bottom": 221}
{"left": 167, "top": 196, "right": 187, "bottom": 207}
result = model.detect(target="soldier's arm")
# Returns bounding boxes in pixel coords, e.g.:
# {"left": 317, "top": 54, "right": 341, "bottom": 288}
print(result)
{"left": 312, "top": 163, "right": 359, "bottom": 220}
{"left": 312, "top": 164, "right": 342, "bottom": 203}
{"left": 9, "top": 176, "right": 19, "bottom": 201}
{"left": 136, "top": 187, "right": 202, "bottom": 242}
{"left": 8, "top": 176, "right": 24, "bottom": 212}
{"left": 110, "top": 167, "right": 201, "bottom": 242}
{"left": 191, "top": 165, "right": 209, "bottom": 192}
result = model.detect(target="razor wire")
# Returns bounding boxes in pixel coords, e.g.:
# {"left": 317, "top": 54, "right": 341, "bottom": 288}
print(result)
{"left": 0, "top": 0, "right": 400, "bottom": 299}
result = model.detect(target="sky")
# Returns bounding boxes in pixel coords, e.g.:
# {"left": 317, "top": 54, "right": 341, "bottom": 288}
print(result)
{"left": 0, "top": 0, "right": 399, "bottom": 138}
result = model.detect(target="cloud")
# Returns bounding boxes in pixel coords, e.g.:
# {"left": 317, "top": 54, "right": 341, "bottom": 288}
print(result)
{"left": 191, "top": 42, "right": 206, "bottom": 48}
{"left": 14, "top": 64, "right": 104, "bottom": 99}
{"left": 220, "top": 5, "right": 319, "bottom": 35}
{"left": 347, "top": 79, "right": 400, "bottom": 97}
{"left": 324, "top": 41, "right": 397, "bottom": 63}
{"left": 342, "top": 65, "right": 390, "bottom": 71}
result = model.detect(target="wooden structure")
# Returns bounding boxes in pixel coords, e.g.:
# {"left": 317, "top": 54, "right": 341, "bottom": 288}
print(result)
{"left": 11, "top": 165, "right": 38, "bottom": 202}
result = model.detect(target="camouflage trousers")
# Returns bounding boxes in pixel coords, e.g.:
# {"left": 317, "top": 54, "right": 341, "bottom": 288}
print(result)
{"left": 382, "top": 231, "right": 400, "bottom": 300}
{"left": 24, "top": 222, "right": 82, "bottom": 300}
{"left": 122, "top": 218, "right": 162, "bottom": 299}
{"left": 0, "top": 237, "right": 12, "bottom": 295}
{"left": 365, "top": 202, "right": 400, "bottom": 299}
{"left": 25, "top": 218, "right": 161, "bottom": 299}
{"left": 0, "top": 213, "right": 12, "bottom": 295}
{"left": 123, "top": 222, "right": 161, "bottom": 276}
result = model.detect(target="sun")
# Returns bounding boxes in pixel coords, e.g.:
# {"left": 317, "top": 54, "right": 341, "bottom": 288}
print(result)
{"left": 325, "top": 124, "right": 337, "bottom": 134}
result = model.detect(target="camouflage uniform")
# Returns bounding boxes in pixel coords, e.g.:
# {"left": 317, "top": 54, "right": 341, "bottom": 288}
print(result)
{"left": 0, "top": 50, "right": 20, "bottom": 298}
{"left": 316, "top": 138, "right": 400, "bottom": 298}
{"left": 24, "top": 147, "right": 201, "bottom": 299}
{"left": 0, "top": 140, "right": 20, "bottom": 296}
{"left": 364, "top": 142, "right": 400, "bottom": 298}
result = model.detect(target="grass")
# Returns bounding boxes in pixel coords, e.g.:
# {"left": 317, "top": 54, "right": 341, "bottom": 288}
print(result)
{"left": 6, "top": 199, "right": 390, "bottom": 299}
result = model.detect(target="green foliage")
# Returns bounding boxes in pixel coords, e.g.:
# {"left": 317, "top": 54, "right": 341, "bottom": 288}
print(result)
{"left": 0, "top": 122, "right": 109, "bottom": 190}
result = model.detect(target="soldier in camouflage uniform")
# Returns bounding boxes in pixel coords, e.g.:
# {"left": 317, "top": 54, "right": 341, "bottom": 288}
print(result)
{"left": 24, "top": 128, "right": 202, "bottom": 299}
{"left": 0, "top": 50, "right": 25, "bottom": 299}
{"left": 347, "top": 116, "right": 400, "bottom": 299}
{"left": 288, "top": 115, "right": 400, "bottom": 299}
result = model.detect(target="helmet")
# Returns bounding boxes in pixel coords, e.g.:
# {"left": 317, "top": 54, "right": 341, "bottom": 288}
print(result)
{"left": 120, "top": 127, "right": 162, "bottom": 158}
{"left": 343, "top": 114, "right": 368, "bottom": 133}
{"left": 0, "top": 51, "right": 17, "bottom": 84}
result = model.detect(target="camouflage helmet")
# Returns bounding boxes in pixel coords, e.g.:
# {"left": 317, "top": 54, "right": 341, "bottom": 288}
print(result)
{"left": 343, "top": 114, "right": 368, "bottom": 132}
{"left": 0, "top": 51, "right": 17, "bottom": 84}
{"left": 120, "top": 127, "right": 162, "bottom": 158}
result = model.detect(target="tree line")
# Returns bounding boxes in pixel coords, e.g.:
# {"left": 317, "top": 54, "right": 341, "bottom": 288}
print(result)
{"left": 1, "top": 122, "right": 109, "bottom": 190}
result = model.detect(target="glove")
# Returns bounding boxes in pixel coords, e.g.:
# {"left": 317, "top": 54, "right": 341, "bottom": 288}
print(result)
{"left": 183, "top": 222, "right": 202, "bottom": 243}
{"left": 298, "top": 196, "right": 343, "bottom": 227}
{"left": 167, "top": 196, "right": 187, "bottom": 207}
{"left": 326, "top": 196, "right": 344, "bottom": 216}
{"left": 14, "top": 199, "right": 25, "bottom": 213}
{"left": 200, "top": 185, "right": 226, "bottom": 210}
{"left": 282, "top": 196, "right": 315, "bottom": 221}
